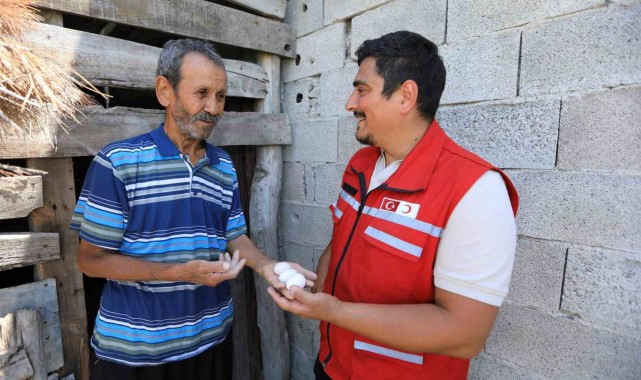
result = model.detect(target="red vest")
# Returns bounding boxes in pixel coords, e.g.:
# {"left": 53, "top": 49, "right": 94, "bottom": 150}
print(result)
{"left": 319, "top": 121, "right": 518, "bottom": 379}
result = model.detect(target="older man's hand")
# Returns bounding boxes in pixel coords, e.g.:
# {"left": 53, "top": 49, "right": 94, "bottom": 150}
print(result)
{"left": 177, "top": 250, "right": 246, "bottom": 287}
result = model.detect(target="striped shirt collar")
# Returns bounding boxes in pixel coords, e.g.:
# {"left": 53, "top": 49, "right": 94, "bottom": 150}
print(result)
{"left": 150, "top": 124, "right": 220, "bottom": 165}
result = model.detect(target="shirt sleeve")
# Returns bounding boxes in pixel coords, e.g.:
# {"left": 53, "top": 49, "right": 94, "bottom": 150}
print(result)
{"left": 69, "top": 151, "right": 129, "bottom": 250}
{"left": 433, "top": 171, "right": 517, "bottom": 307}
{"left": 225, "top": 177, "right": 248, "bottom": 241}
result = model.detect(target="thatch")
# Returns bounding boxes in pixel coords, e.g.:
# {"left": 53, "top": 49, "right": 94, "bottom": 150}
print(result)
{"left": 0, "top": 0, "right": 104, "bottom": 145}
{"left": 0, "top": 162, "right": 47, "bottom": 177}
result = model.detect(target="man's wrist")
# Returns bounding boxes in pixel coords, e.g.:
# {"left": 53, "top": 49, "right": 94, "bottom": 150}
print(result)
{"left": 254, "top": 257, "right": 274, "bottom": 275}
{"left": 153, "top": 262, "right": 182, "bottom": 282}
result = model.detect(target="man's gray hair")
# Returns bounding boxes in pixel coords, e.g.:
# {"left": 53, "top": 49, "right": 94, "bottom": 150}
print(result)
{"left": 156, "top": 39, "right": 225, "bottom": 90}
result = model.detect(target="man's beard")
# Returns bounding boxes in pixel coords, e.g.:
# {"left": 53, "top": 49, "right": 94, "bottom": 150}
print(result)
{"left": 172, "top": 101, "right": 221, "bottom": 140}
{"left": 354, "top": 110, "right": 374, "bottom": 146}
{"left": 355, "top": 129, "right": 375, "bottom": 146}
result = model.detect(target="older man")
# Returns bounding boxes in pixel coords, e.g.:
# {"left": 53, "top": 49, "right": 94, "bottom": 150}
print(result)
{"left": 71, "top": 39, "right": 315, "bottom": 379}
{"left": 269, "top": 31, "right": 519, "bottom": 379}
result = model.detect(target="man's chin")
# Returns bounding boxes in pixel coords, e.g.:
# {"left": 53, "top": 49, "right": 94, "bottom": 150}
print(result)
{"left": 355, "top": 133, "right": 374, "bottom": 146}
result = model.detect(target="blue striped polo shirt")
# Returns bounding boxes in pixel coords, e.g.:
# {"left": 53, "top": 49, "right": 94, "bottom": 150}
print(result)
{"left": 70, "top": 124, "right": 247, "bottom": 366}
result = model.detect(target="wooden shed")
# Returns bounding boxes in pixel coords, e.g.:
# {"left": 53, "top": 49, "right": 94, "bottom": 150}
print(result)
{"left": 0, "top": 1, "right": 294, "bottom": 379}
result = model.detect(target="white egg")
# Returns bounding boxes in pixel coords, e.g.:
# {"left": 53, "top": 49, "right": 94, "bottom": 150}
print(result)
{"left": 286, "top": 273, "right": 306, "bottom": 290}
{"left": 278, "top": 268, "right": 299, "bottom": 283}
{"left": 273, "top": 262, "right": 292, "bottom": 276}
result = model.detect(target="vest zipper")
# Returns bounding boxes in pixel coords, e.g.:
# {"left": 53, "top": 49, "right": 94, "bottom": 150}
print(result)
{"left": 322, "top": 170, "right": 368, "bottom": 368}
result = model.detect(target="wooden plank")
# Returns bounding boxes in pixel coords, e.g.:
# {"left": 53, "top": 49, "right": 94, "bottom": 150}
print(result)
{"left": 250, "top": 54, "right": 289, "bottom": 380}
{"left": 16, "top": 310, "right": 48, "bottom": 380}
{"left": 0, "top": 176, "right": 43, "bottom": 220}
{"left": 15, "top": 23, "right": 268, "bottom": 98}
{"left": 0, "top": 349, "right": 34, "bottom": 380}
{"left": 0, "top": 233, "right": 60, "bottom": 272}
{"left": 27, "top": 158, "right": 89, "bottom": 380}
{"left": 0, "top": 279, "right": 63, "bottom": 373}
{"left": 34, "top": 0, "right": 296, "bottom": 57}
{"left": 226, "top": 0, "right": 286, "bottom": 19}
{"left": 0, "top": 107, "right": 292, "bottom": 159}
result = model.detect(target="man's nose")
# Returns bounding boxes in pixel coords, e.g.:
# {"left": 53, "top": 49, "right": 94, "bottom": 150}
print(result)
{"left": 345, "top": 91, "right": 357, "bottom": 112}
{"left": 204, "top": 97, "right": 222, "bottom": 115}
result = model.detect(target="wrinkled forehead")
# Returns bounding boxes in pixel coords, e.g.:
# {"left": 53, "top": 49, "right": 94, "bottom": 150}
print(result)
{"left": 178, "top": 53, "right": 227, "bottom": 87}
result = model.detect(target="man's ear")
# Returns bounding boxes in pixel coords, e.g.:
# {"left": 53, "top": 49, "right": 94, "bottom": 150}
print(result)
{"left": 156, "top": 76, "right": 174, "bottom": 108}
{"left": 399, "top": 80, "right": 419, "bottom": 114}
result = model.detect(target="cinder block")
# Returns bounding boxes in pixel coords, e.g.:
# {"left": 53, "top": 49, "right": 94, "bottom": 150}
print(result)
{"left": 312, "top": 163, "right": 346, "bottom": 206}
{"left": 438, "top": 99, "right": 560, "bottom": 169}
{"left": 507, "top": 238, "right": 567, "bottom": 312}
{"left": 562, "top": 246, "right": 641, "bottom": 340}
{"left": 280, "top": 201, "right": 333, "bottom": 246}
{"left": 350, "top": 0, "right": 446, "bottom": 57}
{"left": 283, "top": 118, "right": 338, "bottom": 163}
{"left": 285, "top": 0, "right": 323, "bottom": 37}
{"left": 509, "top": 171, "right": 641, "bottom": 252}
{"left": 440, "top": 32, "right": 519, "bottom": 104}
{"left": 281, "top": 240, "right": 316, "bottom": 272}
{"left": 291, "top": 344, "right": 316, "bottom": 380}
{"left": 338, "top": 116, "right": 368, "bottom": 163}
{"left": 558, "top": 86, "right": 641, "bottom": 171}
{"left": 520, "top": 5, "right": 641, "bottom": 96}
{"left": 283, "top": 77, "right": 321, "bottom": 121}
{"left": 287, "top": 313, "right": 319, "bottom": 354}
{"left": 319, "top": 63, "right": 359, "bottom": 117}
{"left": 469, "top": 353, "right": 544, "bottom": 380}
{"left": 447, "top": 0, "right": 603, "bottom": 42}
{"left": 282, "top": 162, "right": 306, "bottom": 202}
{"left": 283, "top": 24, "right": 347, "bottom": 83}
{"left": 324, "top": 0, "right": 393, "bottom": 24}
{"left": 487, "top": 303, "right": 641, "bottom": 379}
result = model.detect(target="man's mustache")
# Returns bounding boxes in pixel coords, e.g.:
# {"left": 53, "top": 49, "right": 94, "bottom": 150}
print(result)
{"left": 192, "top": 112, "right": 221, "bottom": 124}
{"left": 353, "top": 111, "right": 366, "bottom": 118}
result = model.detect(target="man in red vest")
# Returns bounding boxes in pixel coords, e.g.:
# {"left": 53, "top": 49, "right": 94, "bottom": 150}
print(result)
{"left": 269, "top": 31, "right": 519, "bottom": 379}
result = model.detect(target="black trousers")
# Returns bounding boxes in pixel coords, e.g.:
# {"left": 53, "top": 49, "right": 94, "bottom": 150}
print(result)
{"left": 314, "top": 357, "right": 332, "bottom": 380}
{"left": 90, "top": 337, "right": 232, "bottom": 380}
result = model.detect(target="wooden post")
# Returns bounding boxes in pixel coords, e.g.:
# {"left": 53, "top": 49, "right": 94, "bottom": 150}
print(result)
{"left": 26, "top": 158, "right": 89, "bottom": 380}
{"left": 24, "top": 12, "right": 90, "bottom": 380}
{"left": 250, "top": 53, "right": 289, "bottom": 380}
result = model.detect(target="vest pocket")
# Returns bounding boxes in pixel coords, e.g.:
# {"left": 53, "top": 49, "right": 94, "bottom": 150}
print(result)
{"left": 362, "top": 215, "right": 429, "bottom": 263}
{"left": 351, "top": 335, "right": 422, "bottom": 379}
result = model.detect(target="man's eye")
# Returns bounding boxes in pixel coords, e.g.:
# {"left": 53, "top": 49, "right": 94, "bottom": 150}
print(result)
{"left": 217, "top": 94, "right": 226, "bottom": 101}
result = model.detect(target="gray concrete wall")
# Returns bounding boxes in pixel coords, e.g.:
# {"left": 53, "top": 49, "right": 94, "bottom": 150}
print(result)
{"left": 281, "top": 1, "right": 641, "bottom": 378}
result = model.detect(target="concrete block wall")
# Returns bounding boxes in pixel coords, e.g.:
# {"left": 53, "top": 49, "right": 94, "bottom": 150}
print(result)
{"left": 280, "top": 1, "right": 641, "bottom": 378}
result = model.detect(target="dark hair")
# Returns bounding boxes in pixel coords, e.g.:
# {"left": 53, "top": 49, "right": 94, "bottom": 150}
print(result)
{"left": 355, "top": 31, "right": 446, "bottom": 120}
{"left": 156, "top": 39, "right": 225, "bottom": 91}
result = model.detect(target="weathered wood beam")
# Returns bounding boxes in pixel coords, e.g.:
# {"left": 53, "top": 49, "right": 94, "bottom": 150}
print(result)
{"left": 0, "top": 233, "right": 60, "bottom": 272}
{"left": 15, "top": 23, "right": 268, "bottom": 98}
{"left": 250, "top": 54, "right": 289, "bottom": 380}
{"left": 0, "top": 279, "right": 63, "bottom": 373}
{"left": 0, "top": 176, "right": 43, "bottom": 219}
{"left": 34, "top": 0, "right": 296, "bottom": 57}
{"left": 0, "top": 106, "right": 291, "bottom": 159}
{"left": 226, "top": 0, "right": 286, "bottom": 19}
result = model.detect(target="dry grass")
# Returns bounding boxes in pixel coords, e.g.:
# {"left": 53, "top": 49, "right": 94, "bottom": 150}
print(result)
{"left": 0, "top": 0, "right": 41, "bottom": 37}
{"left": 0, "top": 0, "right": 104, "bottom": 145}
